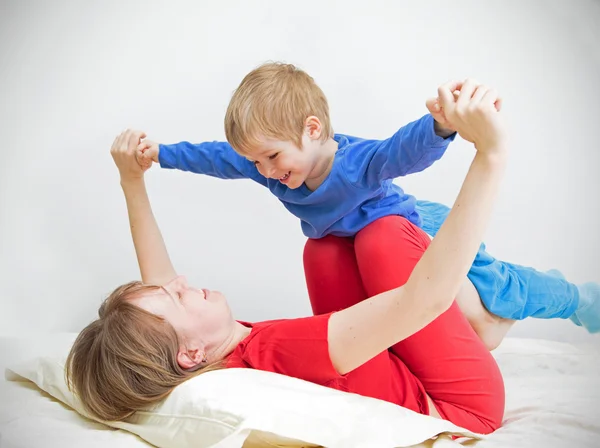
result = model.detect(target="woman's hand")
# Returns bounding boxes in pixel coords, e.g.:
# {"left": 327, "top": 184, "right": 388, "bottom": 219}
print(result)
{"left": 437, "top": 79, "right": 506, "bottom": 154}
{"left": 426, "top": 80, "right": 502, "bottom": 139}
{"left": 111, "top": 129, "right": 147, "bottom": 182}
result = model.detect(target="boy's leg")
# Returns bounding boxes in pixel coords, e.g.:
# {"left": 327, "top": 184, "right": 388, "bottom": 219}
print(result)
{"left": 468, "top": 249, "right": 579, "bottom": 319}
{"left": 303, "top": 236, "right": 367, "bottom": 315}
{"left": 354, "top": 216, "right": 505, "bottom": 434}
{"left": 546, "top": 270, "right": 600, "bottom": 333}
{"left": 416, "top": 200, "right": 599, "bottom": 331}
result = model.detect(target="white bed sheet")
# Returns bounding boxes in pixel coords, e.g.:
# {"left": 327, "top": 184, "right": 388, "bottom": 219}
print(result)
{"left": 1, "top": 334, "right": 598, "bottom": 448}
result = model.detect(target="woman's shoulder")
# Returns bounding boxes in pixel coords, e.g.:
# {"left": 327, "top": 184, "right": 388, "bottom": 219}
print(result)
{"left": 228, "top": 314, "right": 343, "bottom": 385}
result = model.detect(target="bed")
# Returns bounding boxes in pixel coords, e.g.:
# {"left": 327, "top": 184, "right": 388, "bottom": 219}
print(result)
{"left": 1, "top": 334, "right": 598, "bottom": 448}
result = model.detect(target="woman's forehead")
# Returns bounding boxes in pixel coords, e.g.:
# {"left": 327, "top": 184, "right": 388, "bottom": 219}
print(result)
{"left": 131, "top": 289, "right": 174, "bottom": 312}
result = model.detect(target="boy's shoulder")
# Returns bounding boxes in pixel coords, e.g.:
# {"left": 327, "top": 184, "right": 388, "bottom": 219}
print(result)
{"left": 333, "top": 132, "right": 378, "bottom": 159}
{"left": 334, "top": 132, "right": 367, "bottom": 146}
{"left": 331, "top": 133, "right": 380, "bottom": 180}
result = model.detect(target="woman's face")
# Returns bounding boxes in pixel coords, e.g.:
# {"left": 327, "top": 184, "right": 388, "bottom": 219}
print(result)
{"left": 130, "top": 276, "right": 236, "bottom": 367}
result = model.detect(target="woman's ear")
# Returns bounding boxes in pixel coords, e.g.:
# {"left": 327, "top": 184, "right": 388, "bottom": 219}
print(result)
{"left": 176, "top": 346, "right": 204, "bottom": 370}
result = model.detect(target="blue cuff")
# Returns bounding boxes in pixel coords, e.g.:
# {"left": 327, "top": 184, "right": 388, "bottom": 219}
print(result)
{"left": 158, "top": 143, "right": 177, "bottom": 169}
{"left": 424, "top": 114, "right": 456, "bottom": 148}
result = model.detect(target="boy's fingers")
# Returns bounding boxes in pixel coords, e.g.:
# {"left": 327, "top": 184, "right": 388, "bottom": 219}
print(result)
{"left": 425, "top": 97, "right": 441, "bottom": 113}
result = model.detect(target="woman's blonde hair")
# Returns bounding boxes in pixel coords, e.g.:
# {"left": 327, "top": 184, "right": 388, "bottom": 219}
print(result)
{"left": 224, "top": 62, "right": 333, "bottom": 154}
{"left": 65, "top": 281, "right": 224, "bottom": 422}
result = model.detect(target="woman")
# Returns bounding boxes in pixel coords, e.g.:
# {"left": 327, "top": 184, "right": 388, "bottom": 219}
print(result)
{"left": 67, "top": 81, "right": 507, "bottom": 434}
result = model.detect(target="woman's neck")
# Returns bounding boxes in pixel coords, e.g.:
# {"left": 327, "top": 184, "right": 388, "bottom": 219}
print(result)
{"left": 210, "top": 321, "right": 252, "bottom": 362}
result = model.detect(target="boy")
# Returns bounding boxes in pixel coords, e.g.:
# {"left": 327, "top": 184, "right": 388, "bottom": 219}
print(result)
{"left": 136, "top": 63, "right": 599, "bottom": 346}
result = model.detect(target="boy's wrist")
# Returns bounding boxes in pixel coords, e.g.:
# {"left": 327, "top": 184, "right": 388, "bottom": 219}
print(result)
{"left": 433, "top": 119, "right": 455, "bottom": 138}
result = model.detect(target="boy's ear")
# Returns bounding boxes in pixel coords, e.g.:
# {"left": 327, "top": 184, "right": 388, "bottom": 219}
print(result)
{"left": 304, "top": 116, "right": 322, "bottom": 140}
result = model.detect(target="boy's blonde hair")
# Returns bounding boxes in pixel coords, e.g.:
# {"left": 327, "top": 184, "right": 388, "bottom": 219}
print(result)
{"left": 224, "top": 62, "right": 333, "bottom": 154}
{"left": 65, "top": 281, "right": 224, "bottom": 422}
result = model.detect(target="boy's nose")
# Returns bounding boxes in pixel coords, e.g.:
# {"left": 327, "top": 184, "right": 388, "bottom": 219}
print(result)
{"left": 265, "top": 165, "right": 277, "bottom": 178}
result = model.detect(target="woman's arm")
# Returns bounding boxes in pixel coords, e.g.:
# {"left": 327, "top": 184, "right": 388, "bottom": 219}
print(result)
{"left": 328, "top": 80, "right": 507, "bottom": 374}
{"left": 111, "top": 129, "right": 177, "bottom": 285}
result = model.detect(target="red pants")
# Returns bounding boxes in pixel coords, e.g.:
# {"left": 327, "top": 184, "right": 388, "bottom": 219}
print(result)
{"left": 303, "top": 216, "right": 505, "bottom": 434}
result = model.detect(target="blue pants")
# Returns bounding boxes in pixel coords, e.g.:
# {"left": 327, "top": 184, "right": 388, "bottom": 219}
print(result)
{"left": 415, "top": 200, "right": 580, "bottom": 320}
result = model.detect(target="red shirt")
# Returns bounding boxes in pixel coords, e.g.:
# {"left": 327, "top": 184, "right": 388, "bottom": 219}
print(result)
{"left": 227, "top": 313, "right": 428, "bottom": 414}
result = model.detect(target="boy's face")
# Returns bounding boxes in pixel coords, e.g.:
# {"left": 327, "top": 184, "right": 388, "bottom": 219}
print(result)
{"left": 246, "top": 134, "right": 322, "bottom": 189}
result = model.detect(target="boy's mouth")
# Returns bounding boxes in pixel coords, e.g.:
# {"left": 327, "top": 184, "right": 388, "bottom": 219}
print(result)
{"left": 279, "top": 172, "right": 291, "bottom": 183}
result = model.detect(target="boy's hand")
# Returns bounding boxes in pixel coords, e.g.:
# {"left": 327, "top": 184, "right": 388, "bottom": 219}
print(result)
{"left": 426, "top": 97, "right": 456, "bottom": 137}
{"left": 136, "top": 139, "right": 160, "bottom": 171}
{"left": 437, "top": 79, "right": 506, "bottom": 154}
{"left": 111, "top": 129, "right": 147, "bottom": 181}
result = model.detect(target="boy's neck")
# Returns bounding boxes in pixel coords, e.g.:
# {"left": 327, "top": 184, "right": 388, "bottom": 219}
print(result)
{"left": 304, "top": 138, "right": 338, "bottom": 191}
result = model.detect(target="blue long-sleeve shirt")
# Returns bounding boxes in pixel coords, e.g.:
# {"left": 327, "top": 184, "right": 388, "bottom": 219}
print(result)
{"left": 159, "top": 114, "right": 454, "bottom": 238}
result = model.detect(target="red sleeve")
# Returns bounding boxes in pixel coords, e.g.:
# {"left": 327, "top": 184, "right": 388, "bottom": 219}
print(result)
{"left": 233, "top": 313, "right": 345, "bottom": 386}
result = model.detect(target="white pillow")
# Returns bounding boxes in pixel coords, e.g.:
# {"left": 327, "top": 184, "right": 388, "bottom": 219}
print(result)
{"left": 6, "top": 337, "right": 483, "bottom": 448}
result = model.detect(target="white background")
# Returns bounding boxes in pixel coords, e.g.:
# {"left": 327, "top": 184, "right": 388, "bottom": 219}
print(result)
{"left": 1, "top": 0, "right": 598, "bottom": 343}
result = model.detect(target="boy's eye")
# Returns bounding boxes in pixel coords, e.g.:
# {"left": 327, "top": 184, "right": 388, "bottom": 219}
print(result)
{"left": 268, "top": 153, "right": 279, "bottom": 160}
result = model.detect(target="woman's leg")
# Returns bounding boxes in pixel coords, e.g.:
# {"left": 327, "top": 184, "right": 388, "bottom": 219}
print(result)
{"left": 303, "top": 235, "right": 367, "bottom": 315}
{"left": 354, "top": 215, "right": 505, "bottom": 434}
